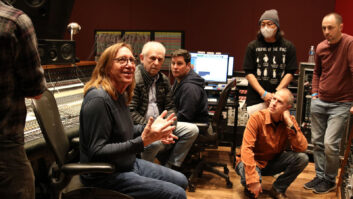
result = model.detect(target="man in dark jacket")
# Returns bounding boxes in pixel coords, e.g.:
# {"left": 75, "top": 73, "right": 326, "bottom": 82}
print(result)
{"left": 171, "top": 49, "right": 209, "bottom": 124}
{"left": 129, "top": 42, "right": 198, "bottom": 170}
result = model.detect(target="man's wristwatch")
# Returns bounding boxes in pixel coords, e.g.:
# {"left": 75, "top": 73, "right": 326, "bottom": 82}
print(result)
{"left": 287, "top": 124, "right": 296, "bottom": 132}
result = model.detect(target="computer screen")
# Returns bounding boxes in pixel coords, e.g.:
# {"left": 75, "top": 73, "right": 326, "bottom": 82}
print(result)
{"left": 190, "top": 53, "right": 228, "bottom": 83}
{"left": 228, "top": 56, "right": 234, "bottom": 77}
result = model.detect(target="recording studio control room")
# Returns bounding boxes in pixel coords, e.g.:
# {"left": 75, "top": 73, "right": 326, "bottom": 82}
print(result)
{"left": 1, "top": 0, "right": 353, "bottom": 199}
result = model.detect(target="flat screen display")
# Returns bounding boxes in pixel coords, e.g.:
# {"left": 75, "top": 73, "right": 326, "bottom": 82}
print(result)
{"left": 190, "top": 53, "right": 228, "bottom": 83}
{"left": 228, "top": 56, "right": 234, "bottom": 77}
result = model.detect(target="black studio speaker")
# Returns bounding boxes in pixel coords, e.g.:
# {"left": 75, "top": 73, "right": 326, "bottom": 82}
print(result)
{"left": 10, "top": 0, "right": 49, "bottom": 19}
{"left": 38, "top": 39, "right": 75, "bottom": 65}
{"left": 9, "top": 0, "right": 75, "bottom": 39}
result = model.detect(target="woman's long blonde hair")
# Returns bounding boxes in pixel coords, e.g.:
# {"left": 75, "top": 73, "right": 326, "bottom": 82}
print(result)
{"left": 84, "top": 42, "right": 135, "bottom": 104}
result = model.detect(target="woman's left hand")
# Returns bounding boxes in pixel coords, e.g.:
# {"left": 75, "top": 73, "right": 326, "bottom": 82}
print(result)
{"left": 141, "top": 110, "right": 177, "bottom": 146}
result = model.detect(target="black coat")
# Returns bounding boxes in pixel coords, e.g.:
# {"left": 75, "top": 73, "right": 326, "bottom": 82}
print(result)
{"left": 172, "top": 70, "right": 209, "bottom": 124}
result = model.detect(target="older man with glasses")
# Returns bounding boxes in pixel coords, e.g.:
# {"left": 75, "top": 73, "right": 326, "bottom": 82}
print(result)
{"left": 129, "top": 41, "right": 198, "bottom": 171}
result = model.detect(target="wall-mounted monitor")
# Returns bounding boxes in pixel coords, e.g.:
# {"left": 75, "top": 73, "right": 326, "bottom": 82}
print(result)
{"left": 228, "top": 56, "right": 234, "bottom": 77}
{"left": 190, "top": 53, "right": 228, "bottom": 84}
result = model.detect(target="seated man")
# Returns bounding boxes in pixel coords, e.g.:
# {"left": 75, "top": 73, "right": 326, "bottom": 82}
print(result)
{"left": 236, "top": 88, "right": 308, "bottom": 199}
{"left": 129, "top": 41, "right": 198, "bottom": 170}
{"left": 170, "top": 49, "right": 209, "bottom": 124}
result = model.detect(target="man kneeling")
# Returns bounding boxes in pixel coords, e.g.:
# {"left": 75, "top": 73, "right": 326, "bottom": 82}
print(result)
{"left": 236, "top": 88, "right": 308, "bottom": 199}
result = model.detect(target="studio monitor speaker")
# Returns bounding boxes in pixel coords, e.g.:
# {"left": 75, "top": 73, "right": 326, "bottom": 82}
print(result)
{"left": 10, "top": 0, "right": 75, "bottom": 39}
{"left": 38, "top": 39, "right": 75, "bottom": 65}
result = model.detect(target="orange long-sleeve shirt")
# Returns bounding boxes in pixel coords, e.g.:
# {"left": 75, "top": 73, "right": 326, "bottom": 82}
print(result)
{"left": 239, "top": 109, "right": 308, "bottom": 185}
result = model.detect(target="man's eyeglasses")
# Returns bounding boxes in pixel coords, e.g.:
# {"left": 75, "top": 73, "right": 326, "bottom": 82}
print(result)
{"left": 113, "top": 57, "right": 137, "bottom": 66}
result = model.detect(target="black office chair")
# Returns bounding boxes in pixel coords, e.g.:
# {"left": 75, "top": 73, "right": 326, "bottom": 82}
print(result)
{"left": 31, "top": 89, "right": 133, "bottom": 199}
{"left": 186, "top": 79, "right": 236, "bottom": 192}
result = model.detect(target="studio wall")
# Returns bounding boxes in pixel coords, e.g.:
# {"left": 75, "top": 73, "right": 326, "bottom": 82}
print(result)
{"left": 66, "top": 0, "right": 335, "bottom": 71}
{"left": 335, "top": 0, "right": 353, "bottom": 36}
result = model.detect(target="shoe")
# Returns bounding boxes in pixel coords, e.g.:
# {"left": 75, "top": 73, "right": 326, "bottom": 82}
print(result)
{"left": 313, "top": 179, "right": 336, "bottom": 194}
{"left": 244, "top": 187, "right": 256, "bottom": 199}
{"left": 269, "top": 186, "right": 288, "bottom": 199}
{"left": 304, "top": 177, "right": 323, "bottom": 190}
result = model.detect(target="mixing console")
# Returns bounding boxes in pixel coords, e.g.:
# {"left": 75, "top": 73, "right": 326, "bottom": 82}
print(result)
{"left": 23, "top": 61, "right": 95, "bottom": 149}
{"left": 24, "top": 88, "right": 83, "bottom": 144}
{"left": 24, "top": 113, "right": 42, "bottom": 144}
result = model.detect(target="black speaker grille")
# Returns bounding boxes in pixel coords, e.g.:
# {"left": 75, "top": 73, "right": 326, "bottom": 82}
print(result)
{"left": 38, "top": 39, "right": 75, "bottom": 65}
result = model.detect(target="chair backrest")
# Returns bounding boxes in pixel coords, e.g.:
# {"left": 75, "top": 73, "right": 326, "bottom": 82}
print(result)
{"left": 211, "top": 79, "right": 236, "bottom": 134}
{"left": 32, "top": 89, "right": 70, "bottom": 167}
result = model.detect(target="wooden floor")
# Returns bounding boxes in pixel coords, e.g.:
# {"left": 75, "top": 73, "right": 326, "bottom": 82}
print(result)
{"left": 186, "top": 147, "right": 338, "bottom": 199}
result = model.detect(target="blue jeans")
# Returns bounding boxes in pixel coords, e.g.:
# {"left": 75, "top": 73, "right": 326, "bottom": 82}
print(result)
{"left": 311, "top": 98, "right": 352, "bottom": 183}
{"left": 236, "top": 151, "right": 308, "bottom": 193}
{"left": 83, "top": 158, "right": 188, "bottom": 199}
{"left": 141, "top": 121, "right": 198, "bottom": 167}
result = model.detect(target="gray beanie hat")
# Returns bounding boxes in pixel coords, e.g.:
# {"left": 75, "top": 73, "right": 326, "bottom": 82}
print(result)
{"left": 259, "top": 9, "right": 280, "bottom": 28}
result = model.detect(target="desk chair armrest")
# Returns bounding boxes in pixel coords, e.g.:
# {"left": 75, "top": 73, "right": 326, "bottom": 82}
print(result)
{"left": 61, "top": 163, "right": 115, "bottom": 176}
{"left": 71, "top": 137, "right": 80, "bottom": 148}
{"left": 195, "top": 123, "right": 208, "bottom": 128}
{"left": 194, "top": 123, "right": 209, "bottom": 134}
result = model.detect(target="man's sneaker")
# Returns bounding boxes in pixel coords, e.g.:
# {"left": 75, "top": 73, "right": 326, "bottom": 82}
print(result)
{"left": 304, "top": 177, "right": 323, "bottom": 190}
{"left": 313, "top": 179, "right": 336, "bottom": 194}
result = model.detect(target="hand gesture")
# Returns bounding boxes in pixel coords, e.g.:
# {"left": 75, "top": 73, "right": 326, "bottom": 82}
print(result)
{"left": 161, "top": 133, "right": 178, "bottom": 145}
{"left": 141, "top": 110, "right": 177, "bottom": 146}
{"left": 248, "top": 182, "right": 262, "bottom": 198}
{"left": 264, "top": 92, "right": 273, "bottom": 107}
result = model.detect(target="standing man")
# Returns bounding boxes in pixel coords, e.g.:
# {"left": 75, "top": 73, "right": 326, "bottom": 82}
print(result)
{"left": 243, "top": 9, "right": 298, "bottom": 115}
{"left": 236, "top": 88, "right": 308, "bottom": 199}
{"left": 170, "top": 49, "right": 209, "bottom": 124}
{"left": 0, "top": 1, "right": 46, "bottom": 198}
{"left": 129, "top": 41, "right": 198, "bottom": 170}
{"left": 304, "top": 13, "right": 353, "bottom": 194}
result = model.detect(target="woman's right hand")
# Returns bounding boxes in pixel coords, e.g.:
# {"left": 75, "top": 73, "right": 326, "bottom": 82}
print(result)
{"left": 141, "top": 110, "right": 177, "bottom": 146}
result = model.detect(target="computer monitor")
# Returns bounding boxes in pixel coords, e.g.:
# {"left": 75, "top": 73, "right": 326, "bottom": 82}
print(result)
{"left": 228, "top": 56, "right": 234, "bottom": 77}
{"left": 190, "top": 53, "right": 228, "bottom": 84}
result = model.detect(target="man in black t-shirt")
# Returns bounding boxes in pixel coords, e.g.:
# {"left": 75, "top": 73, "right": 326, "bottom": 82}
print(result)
{"left": 243, "top": 9, "right": 298, "bottom": 115}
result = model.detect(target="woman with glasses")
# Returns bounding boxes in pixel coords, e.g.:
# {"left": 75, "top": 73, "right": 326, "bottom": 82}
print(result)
{"left": 79, "top": 42, "right": 188, "bottom": 199}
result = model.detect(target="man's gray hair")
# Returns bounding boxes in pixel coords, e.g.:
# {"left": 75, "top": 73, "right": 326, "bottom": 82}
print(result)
{"left": 141, "top": 41, "right": 166, "bottom": 57}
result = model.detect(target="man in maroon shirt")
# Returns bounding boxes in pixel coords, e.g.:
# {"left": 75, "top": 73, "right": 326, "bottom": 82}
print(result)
{"left": 304, "top": 12, "right": 353, "bottom": 194}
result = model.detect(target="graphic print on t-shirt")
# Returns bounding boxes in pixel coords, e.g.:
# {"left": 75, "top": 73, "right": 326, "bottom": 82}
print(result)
{"left": 255, "top": 46, "right": 287, "bottom": 85}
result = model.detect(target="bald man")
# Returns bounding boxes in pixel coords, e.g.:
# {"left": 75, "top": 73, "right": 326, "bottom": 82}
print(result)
{"left": 236, "top": 88, "right": 308, "bottom": 199}
{"left": 304, "top": 12, "right": 353, "bottom": 194}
